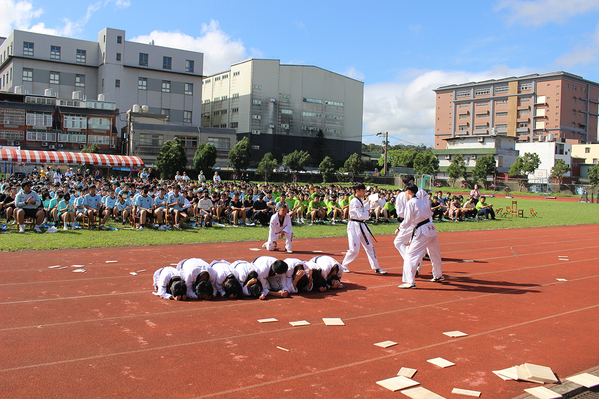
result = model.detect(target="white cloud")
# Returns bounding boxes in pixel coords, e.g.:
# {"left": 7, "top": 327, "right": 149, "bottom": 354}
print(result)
{"left": 0, "top": 0, "right": 43, "bottom": 36}
{"left": 113, "top": 0, "right": 131, "bottom": 8}
{"left": 343, "top": 67, "right": 365, "bottom": 81}
{"left": 496, "top": 0, "right": 599, "bottom": 26}
{"left": 554, "top": 22, "right": 599, "bottom": 67}
{"left": 363, "top": 66, "right": 531, "bottom": 147}
{"left": 130, "top": 20, "right": 248, "bottom": 75}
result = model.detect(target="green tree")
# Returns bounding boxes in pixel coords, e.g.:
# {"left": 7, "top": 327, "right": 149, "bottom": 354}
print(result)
{"left": 472, "top": 154, "right": 497, "bottom": 188}
{"left": 447, "top": 154, "right": 467, "bottom": 187}
{"left": 312, "top": 129, "right": 328, "bottom": 165}
{"left": 282, "top": 150, "right": 310, "bottom": 171}
{"left": 588, "top": 164, "right": 599, "bottom": 186}
{"left": 318, "top": 156, "right": 336, "bottom": 183}
{"left": 228, "top": 137, "right": 251, "bottom": 176}
{"left": 344, "top": 153, "right": 364, "bottom": 181}
{"left": 256, "top": 152, "right": 278, "bottom": 181}
{"left": 550, "top": 159, "right": 571, "bottom": 184}
{"left": 509, "top": 152, "right": 541, "bottom": 190}
{"left": 81, "top": 143, "right": 100, "bottom": 153}
{"left": 155, "top": 137, "right": 187, "bottom": 179}
{"left": 193, "top": 142, "right": 217, "bottom": 177}
{"left": 413, "top": 151, "right": 439, "bottom": 175}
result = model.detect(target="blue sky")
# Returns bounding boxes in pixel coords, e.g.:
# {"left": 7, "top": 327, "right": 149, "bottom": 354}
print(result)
{"left": 2, "top": 0, "right": 599, "bottom": 146}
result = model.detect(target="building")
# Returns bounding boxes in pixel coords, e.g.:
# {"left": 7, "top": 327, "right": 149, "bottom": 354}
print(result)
{"left": 515, "top": 141, "right": 573, "bottom": 179}
{"left": 434, "top": 71, "right": 599, "bottom": 149}
{"left": 433, "top": 134, "right": 520, "bottom": 179}
{"left": 0, "top": 90, "right": 118, "bottom": 152}
{"left": 571, "top": 143, "right": 599, "bottom": 165}
{"left": 125, "top": 109, "right": 236, "bottom": 168}
{"left": 0, "top": 27, "right": 204, "bottom": 128}
{"left": 201, "top": 59, "right": 363, "bottom": 161}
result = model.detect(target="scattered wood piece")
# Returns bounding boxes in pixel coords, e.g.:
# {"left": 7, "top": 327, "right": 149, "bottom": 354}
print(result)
{"left": 58, "top": 266, "right": 69, "bottom": 270}
{"left": 451, "top": 388, "right": 481, "bottom": 397}
{"left": 374, "top": 340, "right": 398, "bottom": 348}
{"left": 558, "top": 258, "right": 569, "bottom": 261}
{"left": 556, "top": 278, "right": 568, "bottom": 282}
{"left": 524, "top": 386, "right": 562, "bottom": 399}
{"left": 427, "top": 357, "right": 455, "bottom": 368}
{"left": 375, "top": 375, "right": 419, "bottom": 392}
{"left": 322, "top": 318, "right": 345, "bottom": 326}
{"left": 105, "top": 260, "right": 118, "bottom": 263}
{"left": 276, "top": 346, "right": 289, "bottom": 352}
{"left": 397, "top": 367, "right": 417, "bottom": 378}
{"left": 493, "top": 366, "right": 518, "bottom": 380}
{"left": 71, "top": 264, "right": 85, "bottom": 268}
{"left": 136, "top": 269, "right": 146, "bottom": 273}
{"left": 566, "top": 373, "right": 599, "bottom": 388}
{"left": 443, "top": 330, "right": 468, "bottom": 338}
{"left": 170, "top": 263, "right": 178, "bottom": 266}
{"left": 400, "top": 386, "right": 445, "bottom": 398}
{"left": 130, "top": 272, "right": 138, "bottom": 276}
{"left": 249, "top": 248, "right": 261, "bottom": 251}
{"left": 48, "top": 265, "right": 62, "bottom": 269}
{"left": 72, "top": 269, "right": 86, "bottom": 273}
{"left": 312, "top": 250, "right": 323, "bottom": 253}
{"left": 558, "top": 255, "right": 569, "bottom": 258}
{"left": 463, "top": 260, "right": 474, "bottom": 263}
{"left": 511, "top": 247, "right": 519, "bottom": 258}
{"left": 289, "top": 320, "right": 310, "bottom": 327}
{"left": 522, "top": 363, "right": 558, "bottom": 384}
{"left": 257, "top": 318, "right": 278, "bottom": 323}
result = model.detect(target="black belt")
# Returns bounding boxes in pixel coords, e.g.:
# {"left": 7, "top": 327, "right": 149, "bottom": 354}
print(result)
{"left": 349, "top": 219, "right": 377, "bottom": 244}
{"left": 410, "top": 219, "right": 431, "bottom": 241}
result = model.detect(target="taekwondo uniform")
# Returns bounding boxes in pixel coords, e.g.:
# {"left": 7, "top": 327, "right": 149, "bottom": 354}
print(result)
{"left": 152, "top": 266, "right": 182, "bottom": 300}
{"left": 176, "top": 258, "right": 215, "bottom": 299}
{"left": 265, "top": 212, "right": 293, "bottom": 252}
{"left": 341, "top": 196, "right": 380, "bottom": 272}
{"left": 253, "top": 256, "right": 285, "bottom": 296}
{"left": 309, "top": 255, "right": 344, "bottom": 281}
{"left": 232, "top": 260, "right": 269, "bottom": 297}
{"left": 210, "top": 260, "right": 238, "bottom": 297}
{"left": 397, "top": 195, "right": 443, "bottom": 286}
{"left": 283, "top": 258, "right": 311, "bottom": 293}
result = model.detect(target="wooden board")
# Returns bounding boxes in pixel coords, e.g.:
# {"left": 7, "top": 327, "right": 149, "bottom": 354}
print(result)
{"left": 322, "top": 318, "right": 345, "bottom": 326}
{"left": 375, "top": 376, "right": 419, "bottom": 392}
{"left": 427, "top": 357, "right": 455, "bottom": 368}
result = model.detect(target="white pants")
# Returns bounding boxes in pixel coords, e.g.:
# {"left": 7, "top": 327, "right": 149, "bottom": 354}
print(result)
{"left": 341, "top": 221, "right": 380, "bottom": 270}
{"left": 266, "top": 228, "right": 293, "bottom": 252}
{"left": 394, "top": 234, "right": 431, "bottom": 272}
{"left": 401, "top": 231, "right": 443, "bottom": 285}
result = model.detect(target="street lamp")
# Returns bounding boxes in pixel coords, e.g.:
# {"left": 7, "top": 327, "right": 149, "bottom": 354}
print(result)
{"left": 376, "top": 132, "right": 388, "bottom": 176}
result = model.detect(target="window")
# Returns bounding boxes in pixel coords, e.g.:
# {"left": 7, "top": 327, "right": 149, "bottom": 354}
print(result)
{"left": 282, "top": 94, "right": 290, "bottom": 99}
{"left": 475, "top": 125, "right": 487, "bottom": 130}
{"left": 184, "top": 83, "right": 193, "bottom": 95}
{"left": 518, "top": 122, "right": 529, "bottom": 128}
{"left": 586, "top": 147, "right": 591, "bottom": 153}
{"left": 183, "top": 111, "right": 192, "bottom": 123}
{"left": 203, "top": 99, "right": 210, "bottom": 104}
{"left": 302, "top": 112, "right": 321, "bottom": 117}
{"left": 252, "top": 130, "right": 261, "bottom": 135}
{"left": 63, "top": 115, "right": 87, "bottom": 129}
{"left": 50, "top": 45, "right": 60, "bottom": 60}
{"left": 325, "top": 100, "right": 343, "bottom": 106}
{"left": 161, "top": 81, "right": 171, "bottom": 93}
{"left": 26, "top": 131, "right": 56, "bottom": 141}
{"left": 185, "top": 60, "right": 194, "bottom": 73}
{"left": 139, "top": 134, "right": 164, "bottom": 147}
{"left": 475, "top": 88, "right": 490, "bottom": 96}
{"left": 75, "top": 74, "right": 85, "bottom": 87}
{"left": 208, "top": 137, "right": 230, "bottom": 150}
{"left": 325, "top": 115, "right": 343, "bottom": 120}
{"left": 233, "top": 71, "right": 240, "bottom": 77}
{"left": 456, "top": 90, "right": 470, "bottom": 98}
{"left": 458, "top": 125, "right": 468, "bottom": 131}
{"left": 476, "top": 102, "right": 489, "bottom": 107}
{"left": 495, "top": 124, "right": 507, "bottom": 129}
{"left": 214, "top": 76, "right": 220, "bottom": 81}
{"left": 213, "top": 97, "right": 220, "bottom": 102}
{"left": 139, "top": 53, "right": 148, "bottom": 66}
{"left": 204, "top": 78, "right": 211, "bottom": 83}
{"left": 252, "top": 114, "right": 261, "bottom": 120}
{"left": 231, "top": 122, "right": 238, "bottom": 128}
{"left": 253, "top": 99, "right": 261, "bottom": 105}
{"left": 88, "top": 117, "right": 111, "bottom": 130}
{"left": 176, "top": 136, "right": 198, "bottom": 148}
{"left": 76, "top": 49, "right": 86, "bottom": 63}
{"left": 281, "top": 109, "right": 292, "bottom": 114}
{"left": 88, "top": 135, "right": 110, "bottom": 145}
{"left": 459, "top": 103, "right": 468, "bottom": 108}
{"left": 459, "top": 114, "right": 468, "bottom": 120}
{"left": 222, "top": 74, "right": 228, "bottom": 79}
{"left": 138, "top": 77, "right": 147, "bottom": 90}
{"left": 115, "top": 79, "right": 120, "bottom": 88}
{"left": 518, "top": 109, "right": 530, "bottom": 117}
{"left": 116, "top": 53, "right": 121, "bottom": 61}
{"left": 281, "top": 123, "right": 290, "bottom": 129}
{"left": 117, "top": 35, "right": 122, "bottom": 44}
{"left": 253, "top": 85, "right": 262, "bottom": 89}
{"left": 232, "top": 93, "right": 239, "bottom": 98}
{"left": 476, "top": 113, "right": 487, "bottom": 118}
{"left": 520, "top": 97, "right": 530, "bottom": 104}
{"left": 519, "top": 82, "right": 533, "bottom": 91}
{"left": 221, "top": 109, "right": 227, "bottom": 115}
{"left": 303, "top": 97, "right": 322, "bottom": 104}
{"left": 232, "top": 108, "right": 239, "bottom": 113}
{"left": 23, "top": 42, "right": 34, "bottom": 56}
{"left": 213, "top": 110, "right": 220, "bottom": 116}
{"left": 26, "top": 112, "right": 53, "bottom": 127}
{"left": 22, "top": 68, "right": 33, "bottom": 82}
{"left": 496, "top": 112, "right": 508, "bottom": 117}
{"left": 161, "top": 109, "right": 170, "bottom": 116}
{"left": 221, "top": 95, "right": 228, "bottom": 100}
{"left": 496, "top": 99, "right": 508, "bottom": 105}
{"left": 163, "top": 56, "right": 172, "bottom": 70}
{"left": 220, "top": 124, "right": 227, "bottom": 128}
{"left": 50, "top": 72, "right": 59, "bottom": 85}
{"left": 494, "top": 86, "right": 509, "bottom": 94}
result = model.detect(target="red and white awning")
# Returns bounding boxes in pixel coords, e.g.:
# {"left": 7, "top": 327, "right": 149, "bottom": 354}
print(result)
{"left": 0, "top": 149, "right": 144, "bottom": 168}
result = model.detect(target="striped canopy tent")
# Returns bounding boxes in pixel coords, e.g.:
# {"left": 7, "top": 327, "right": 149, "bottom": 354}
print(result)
{"left": 0, "top": 149, "right": 144, "bottom": 168}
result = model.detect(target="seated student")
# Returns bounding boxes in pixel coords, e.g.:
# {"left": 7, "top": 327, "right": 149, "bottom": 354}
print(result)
{"left": 242, "top": 194, "right": 254, "bottom": 222}
{"left": 231, "top": 260, "right": 266, "bottom": 298}
{"left": 308, "top": 194, "right": 326, "bottom": 225}
{"left": 168, "top": 185, "right": 187, "bottom": 230}
{"left": 283, "top": 258, "right": 313, "bottom": 294}
{"left": 289, "top": 191, "right": 304, "bottom": 223}
{"left": 252, "top": 193, "right": 269, "bottom": 226}
{"left": 216, "top": 192, "right": 230, "bottom": 222}
{"left": 153, "top": 187, "right": 168, "bottom": 229}
{"left": 264, "top": 191, "right": 276, "bottom": 214}
{"left": 339, "top": 192, "right": 351, "bottom": 220}
{"left": 83, "top": 185, "right": 103, "bottom": 229}
{"left": 383, "top": 193, "right": 396, "bottom": 221}
{"left": 430, "top": 196, "right": 444, "bottom": 221}
{"left": 152, "top": 266, "right": 186, "bottom": 300}
{"left": 1, "top": 186, "right": 17, "bottom": 223}
{"left": 228, "top": 192, "right": 246, "bottom": 225}
{"left": 56, "top": 192, "right": 75, "bottom": 230}
{"left": 210, "top": 260, "right": 243, "bottom": 299}
{"left": 116, "top": 192, "right": 132, "bottom": 225}
{"left": 462, "top": 196, "right": 478, "bottom": 219}
{"left": 475, "top": 196, "right": 496, "bottom": 220}
{"left": 263, "top": 204, "right": 293, "bottom": 253}
{"left": 15, "top": 180, "right": 45, "bottom": 233}
{"left": 369, "top": 193, "right": 386, "bottom": 223}
{"left": 252, "top": 256, "right": 290, "bottom": 300}
{"left": 102, "top": 188, "right": 118, "bottom": 225}
{"left": 308, "top": 255, "right": 344, "bottom": 290}
{"left": 134, "top": 187, "right": 154, "bottom": 231}
{"left": 197, "top": 191, "right": 215, "bottom": 227}
{"left": 326, "top": 194, "right": 343, "bottom": 225}
{"left": 448, "top": 196, "right": 464, "bottom": 221}
{"left": 73, "top": 187, "right": 87, "bottom": 228}
{"left": 175, "top": 258, "right": 215, "bottom": 300}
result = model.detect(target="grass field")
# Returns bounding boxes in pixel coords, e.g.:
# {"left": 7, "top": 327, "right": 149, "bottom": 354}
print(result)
{"left": 1, "top": 196, "right": 596, "bottom": 252}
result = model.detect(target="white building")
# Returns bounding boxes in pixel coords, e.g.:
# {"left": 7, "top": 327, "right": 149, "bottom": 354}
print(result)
{"left": 201, "top": 59, "right": 363, "bottom": 160}
{"left": 0, "top": 28, "right": 204, "bottom": 129}
{"left": 515, "top": 141, "right": 572, "bottom": 179}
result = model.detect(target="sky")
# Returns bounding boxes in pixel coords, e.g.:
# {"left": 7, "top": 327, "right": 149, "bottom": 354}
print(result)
{"left": 2, "top": 0, "right": 599, "bottom": 147}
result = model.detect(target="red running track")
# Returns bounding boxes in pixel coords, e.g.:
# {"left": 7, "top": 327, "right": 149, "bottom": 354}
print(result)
{"left": 1, "top": 225, "right": 598, "bottom": 398}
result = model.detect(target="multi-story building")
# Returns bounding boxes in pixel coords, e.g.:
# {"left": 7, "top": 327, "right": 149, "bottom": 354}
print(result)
{"left": 434, "top": 71, "right": 599, "bottom": 149}
{"left": 0, "top": 91, "right": 118, "bottom": 152}
{"left": 201, "top": 59, "right": 363, "bottom": 161}
{"left": 0, "top": 27, "right": 204, "bottom": 128}
{"left": 571, "top": 143, "right": 599, "bottom": 165}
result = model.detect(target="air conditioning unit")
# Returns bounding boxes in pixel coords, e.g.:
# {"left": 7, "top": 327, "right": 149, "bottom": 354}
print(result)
{"left": 478, "top": 137, "right": 484, "bottom": 142}
{"left": 49, "top": 144, "right": 56, "bottom": 149}
{"left": 42, "top": 142, "right": 48, "bottom": 147}
{"left": 80, "top": 144, "right": 85, "bottom": 149}
{"left": 110, "top": 144, "right": 116, "bottom": 149}
{"left": 445, "top": 155, "right": 451, "bottom": 160}
{"left": 14, "top": 141, "right": 20, "bottom": 146}
{"left": 58, "top": 144, "right": 64, "bottom": 148}
{"left": 72, "top": 91, "right": 81, "bottom": 100}
{"left": 6, "top": 140, "right": 14, "bottom": 146}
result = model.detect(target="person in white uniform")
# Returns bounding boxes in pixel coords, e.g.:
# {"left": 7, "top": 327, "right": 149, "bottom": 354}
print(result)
{"left": 308, "top": 255, "right": 345, "bottom": 290}
{"left": 262, "top": 204, "right": 293, "bottom": 253}
{"left": 340, "top": 183, "right": 387, "bottom": 275}
{"left": 252, "top": 256, "right": 289, "bottom": 300}
{"left": 283, "top": 258, "right": 312, "bottom": 293}
{"left": 397, "top": 184, "right": 444, "bottom": 289}
{"left": 211, "top": 260, "right": 243, "bottom": 299}
{"left": 175, "top": 258, "right": 215, "bottom": 300}
{"left": 152, "top": 266, "right": 187, "bottom": 300}
{"left": 231, "top": 260, "right": 265, "bottom": 298}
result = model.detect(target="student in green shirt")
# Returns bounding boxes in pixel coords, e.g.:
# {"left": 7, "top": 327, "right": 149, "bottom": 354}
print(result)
{"left": 339, "top": 193, "right": 351, "bottom": 220}
{"left": 383, "top": 194, "right": 396, "bottom": 221}
{"left": 309, "top": 194, "right": 326, "bottom": 225}
{"left": 325, "top": 194, "right": 342, "bottom": 224}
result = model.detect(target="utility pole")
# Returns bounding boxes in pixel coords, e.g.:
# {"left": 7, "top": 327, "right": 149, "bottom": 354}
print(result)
{"left": 377, "top": 131, "right": 389, "bottom": 176}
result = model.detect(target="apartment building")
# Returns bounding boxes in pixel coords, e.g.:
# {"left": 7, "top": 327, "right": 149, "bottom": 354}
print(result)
{"left": 201, "top": 59, "right": 363, "bottom": 161}
{"left": 434, "top": 71, "right": 599, "bottom": 149}
{"left": 0, "top": 27, "right": 204, "bottom": 128}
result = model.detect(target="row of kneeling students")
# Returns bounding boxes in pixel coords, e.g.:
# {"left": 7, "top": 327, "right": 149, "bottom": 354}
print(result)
{"left": 152, "top": 255, "right": 344, "bottom": 301}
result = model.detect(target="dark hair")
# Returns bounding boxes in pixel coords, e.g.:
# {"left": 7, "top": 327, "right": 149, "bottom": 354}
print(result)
{"left": 271, "top": 260, "right": 288, "bottom": 275}
{"left": 194, "top": 279, "right": 213, "bottom": 299}
{"left": 296, "top": 274, "right": 310, "bottom": 291}
{"left": 311, "top": 269, "right": 327, "bottom": 291}
{"left": 353, "top": 183, "right": 366, "bottom": 191}
{"left": 248, "top": 280, "right": 263, "bottom": 298}
{"left": 168, "top": 277, "right": 186, "bottom": 298}
{"left": 405, "top": 184, "right": 419, "bottom": 195}
{"left": 402, "top": 174, "right": 415, "bottom": 186}
{"left": 327, "top": 274, "right": 340, "bottom": 286}
{"left": 223, "top": 274, "right": 243, "bottom": 299}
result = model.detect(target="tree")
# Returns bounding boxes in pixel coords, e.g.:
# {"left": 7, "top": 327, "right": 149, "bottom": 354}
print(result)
{"left": 256, "top": 152, "right": 278, "bottom": 181}
{"left": 155, "top": 137, "right": 187, "bottom": 179}
{"left": 588, "top": 164, "right": 599, "bottom": 186}
{"left": 344, "top": 153, "right": 364, "bottom": 181}
{"left": 380, "top": 149, "right": 418, "bottom": 168}
{"left": 312, "top": 129, "right": 328, "bottom": 166}
{"left": 319, "top": 156, "right": 336, "bottom": 183}
{"left": 447, "top": 154, "right": 467, "bottom": 187}
{"left": 550, "top": 159, "right": 571, "bottom": 184}
{"left": 81, "top": 143, "right": 99, "bottom": 153}
{"left": 509, "top": 152, "right": 541, "bottom": 190}
{"left": 193, "top": 142, "right": 217, "bottom": 177}
{"left": 282, "top": 150, "right": 310, "bottom": 171}
{"left": 472, "top": 154, "right": 497, "bottom": 188}
{"left": 413, "top": 151, "right": 439, "bottom": 175}
{"left": 228, "top": 137, "right": 251, "bottom": 176}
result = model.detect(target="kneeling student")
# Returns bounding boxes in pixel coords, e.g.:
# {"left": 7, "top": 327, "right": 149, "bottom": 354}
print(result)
{"left": 211, "top": 260, "right": 243, "bottom": 299}
{"left": 152, "top": 266, "right": 187, "bottom": 300}
{"left": 231, "top": 260, "right": 266, "bottom": 299}
{"left": 263, "top": 204, "right": 293, "bottom": 253}
{"left": 252, "top": 256, "right": 289, "bottom": 299}
{"left": 176, "top": 258, "right": 215, "bottom": 300}
{"left": 308, "top": 255, "right": 344, "bottom": 290}
{"left": 283, "top": 258, "right": 313, "bottom": 293}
